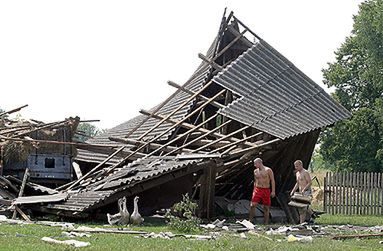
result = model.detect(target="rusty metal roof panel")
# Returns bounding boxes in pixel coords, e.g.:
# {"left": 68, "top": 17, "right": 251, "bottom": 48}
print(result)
{"left": 214, "top": 40, "right": 351, "bottom": 139}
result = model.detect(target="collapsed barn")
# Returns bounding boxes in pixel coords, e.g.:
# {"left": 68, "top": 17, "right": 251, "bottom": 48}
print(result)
{"left": 0, "top": 11, "right": 350, "bottom": 223}
{"left": 0, "top": 106, "right": 80, "bottom": 184}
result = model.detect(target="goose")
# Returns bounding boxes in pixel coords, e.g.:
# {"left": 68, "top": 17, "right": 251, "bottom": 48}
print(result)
{"left": 119, "top": 197, "right": 130, "bottom": 225}
{"left": 107, "top": 197, "right": 124, "bottom": 225}
{"left": 130, "top": 196, "right": 144, "bottom": 225}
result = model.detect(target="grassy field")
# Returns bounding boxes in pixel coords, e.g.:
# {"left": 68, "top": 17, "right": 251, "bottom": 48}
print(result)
{"left": 3, "top": 169, "right": 378, "bottom": 250}
{"left": 1, "top": 214, "right": 383, "bottom": 251}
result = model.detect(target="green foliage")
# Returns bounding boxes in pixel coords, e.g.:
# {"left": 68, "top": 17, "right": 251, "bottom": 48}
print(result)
{"left": 0, "top": 107, "right": 8, "bottom": 119}
{"left": 75, "top": 122, "right": 105, "bottom": 142}
{"left": 165, "top": 194, "right": 201, "bottom": 233}
{"left": 320, "top": 0, "right": 383, "bottom": 172}
{"left": 310, "top": 148, "right": 335, "bottom": 171}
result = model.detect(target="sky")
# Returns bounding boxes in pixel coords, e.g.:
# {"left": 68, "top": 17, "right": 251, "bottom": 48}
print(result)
{"left": 0, "top": 0, "right": 364, "bottom": 129}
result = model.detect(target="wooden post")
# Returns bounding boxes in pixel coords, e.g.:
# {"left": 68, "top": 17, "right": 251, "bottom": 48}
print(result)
{"left": 346, "top": 172, "right": 349, "bottom": 215}
{"left": 0, "top": 145, "right": 3, "bottom": 176}
{"left": 198, "top": 162, "right": 217, "bottom": 219}
{"left": 12, "top": 168, "right": 29, "bottom": 220}
{"left": 379, "top": 172, "right": 382, "bottom": 215}
{"left": 323, "top": 173, "right": 327, "bottom": 213}
{"left": 330, "top": 172, "right": 333, "bottom": 214}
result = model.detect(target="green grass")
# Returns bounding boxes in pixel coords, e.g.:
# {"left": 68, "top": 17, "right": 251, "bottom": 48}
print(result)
{"left": 1, "top": 215, "right": 383, "bottom": 251}
{"left": 316, "top": 214, "right": 383, "bottom": 227}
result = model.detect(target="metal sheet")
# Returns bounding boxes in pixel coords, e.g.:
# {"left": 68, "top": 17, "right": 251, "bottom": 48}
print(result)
{"left": 214, "top": 40, "right": 351, "bottom": 139}
{"left": 14, "top": 193, "right": 68, "bottom": 205}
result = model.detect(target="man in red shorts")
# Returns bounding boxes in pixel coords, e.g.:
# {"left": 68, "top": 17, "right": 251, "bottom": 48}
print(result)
{"left": 249, "top": 158, "right": 276, "bottom": 224}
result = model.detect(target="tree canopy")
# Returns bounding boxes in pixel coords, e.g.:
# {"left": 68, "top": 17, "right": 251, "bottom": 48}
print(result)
{"left": 75, "top": 122, "right": 104, "bottom": 142}
{"left": 320, "top": 0, "right": 383, "bottom": 172}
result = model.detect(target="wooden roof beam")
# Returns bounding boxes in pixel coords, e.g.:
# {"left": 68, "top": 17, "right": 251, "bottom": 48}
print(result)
{"left": 137, "top": 80, "right": 215, "bottom": 141}
{"left": 164, "top": 120, "right": 232, "bottom": 156}
{"left": 191, "top": 125, "right": 250, "bottom": 153}
{"left": 108, "top": 136, "right": 194, "bottom": 153}
{"left": 167, "top": 81, "right": 225, "bottom": 109}
{"left": 0, "top": 104, "right": 28, "bottom": 118}
{"left": 211, "top": 132, "right": 263, "bottom": 154}
{"left": 139, "top": 109, "right": 256, "bottom": 148}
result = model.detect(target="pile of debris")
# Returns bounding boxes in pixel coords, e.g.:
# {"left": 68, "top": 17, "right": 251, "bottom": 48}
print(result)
{"left": 0, "top": 10, "right": 350, "bottom": 223}
{"left": 0, "top": 105, "right": 83, "bottom": 220}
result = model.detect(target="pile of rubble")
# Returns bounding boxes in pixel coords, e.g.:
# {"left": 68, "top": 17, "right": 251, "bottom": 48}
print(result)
{"left": 0, "top": 105, "right": 82, "bottom": 220}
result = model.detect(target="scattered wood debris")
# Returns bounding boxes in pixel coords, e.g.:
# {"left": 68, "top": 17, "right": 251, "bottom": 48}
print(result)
{"left": 41, "top": 237, "right": 90, "bottom": 248}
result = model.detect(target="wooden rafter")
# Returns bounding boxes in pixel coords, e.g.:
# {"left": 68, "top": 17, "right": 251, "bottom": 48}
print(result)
{"left": 167, "top": 81, "right": 225, "bottom": 109}
{"left": 211, "top": 132, "right": 263, "bottom": 153}
{"left": 164, "top": 119, "right": 232, "bottom": 156}
{"left": 191, "top": 126, "right": 250, "bottom": 153}
{"left": 139, "top": 110, "right": 257, "bottom": 147}
{"left": 137, "top": 80, "right": 214, "bottom": 141}
{"left": 140, "top": 90, "right": 225, "bottom": 158}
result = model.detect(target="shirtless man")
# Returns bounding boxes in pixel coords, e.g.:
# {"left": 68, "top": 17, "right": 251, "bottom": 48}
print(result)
{"left": 249, "top": 158, "right": 275, "bottom": 224}
{"left": 290, "top": 160, "right": 312, "bottom": 223}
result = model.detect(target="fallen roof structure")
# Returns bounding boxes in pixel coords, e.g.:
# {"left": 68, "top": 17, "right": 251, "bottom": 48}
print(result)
{"left": 2, "top": 11, "right": 350, "bottom": 222}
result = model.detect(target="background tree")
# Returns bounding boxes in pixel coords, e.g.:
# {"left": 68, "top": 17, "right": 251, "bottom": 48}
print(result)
{"left": 75, "top": 122, "right": 105, "bottom": 142}
{"left": 320, "top": 0, "right": 383, "bottom": 172}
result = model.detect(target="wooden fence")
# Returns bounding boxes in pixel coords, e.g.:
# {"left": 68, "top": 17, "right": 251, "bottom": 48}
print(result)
{"left": 324, "top": 172, "right": 383, "bottom": 215}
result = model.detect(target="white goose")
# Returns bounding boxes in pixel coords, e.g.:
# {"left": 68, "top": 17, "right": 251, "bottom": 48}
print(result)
{"left": 119, "top": 197, "right": 130, "bottom": 225}
{"left": 130, "top": 196, "right": 144, "bottom": 225}
{"left": 107, "top": 197, "right": 130, "bottom": 225}
{"left": 107, "top": 197, "right": 123, "bottom": 225}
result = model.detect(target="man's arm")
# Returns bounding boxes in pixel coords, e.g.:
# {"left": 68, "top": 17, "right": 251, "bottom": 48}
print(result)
{"left": 290, "top": 182, "right": 298, "bottom": 196}
{"left": 253, "top": 170, "right": 257, "bottom": 187}
{"left": 302, "top": 171, "right": 312, "bottom": 192}
{"left": 268, "top": 169, "right": 276, "bottom": 197}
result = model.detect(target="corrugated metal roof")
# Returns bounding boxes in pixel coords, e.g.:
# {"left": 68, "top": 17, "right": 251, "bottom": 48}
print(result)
{"left": 46, "top": 190, "right": 113, "bottom": 212}
{"left": 46, "top": 158, "right": 202, "bottom": 212}
{"left": 76, "top": 149, "right": 123, "bottom": 165}
{"left": 214, "top": 40, "right": 351, "bottom": 139}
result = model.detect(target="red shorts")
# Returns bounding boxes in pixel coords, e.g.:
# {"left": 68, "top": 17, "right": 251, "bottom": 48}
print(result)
{"left": 251, "top": 187, "right": 271, "bottom": 206}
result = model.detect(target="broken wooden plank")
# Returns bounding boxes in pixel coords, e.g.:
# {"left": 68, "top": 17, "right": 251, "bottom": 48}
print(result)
{"left": 65, "top": 146, "right": 126, "bottom": 191}
{"left": 175, "top": 153, "right": 222, "bottom": 160}
{"left": 72, "top": 226, "right": 147, "bottom": 235}
{"left": 0, "top": 176, "right": 19, "bottom": 193}
{"left": 0, "top": 198, "right": 12, "bottom": 206}
{"left": 15, "top": 206, "right": 31, "bottom": 222}
{"left": 12, "top": 168, "right": 29, "bottom": 219}
{"left": 72, "top": 162, "right": 83, "bottom": 179}
{"left": 332, "top": 233, "right": 383, "bottom": 240}
{"left": 5, "top": 175, "right": 58, "bottom": 195}
{"left": 0, "top": 104, "right": 28, "bottom": 117}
